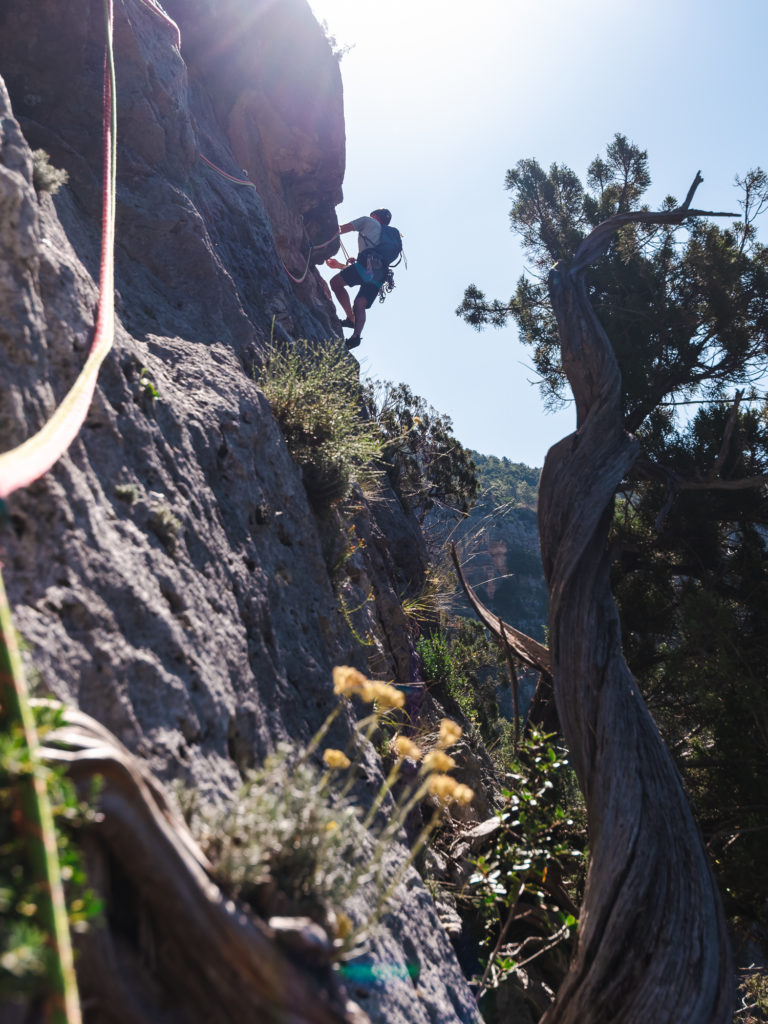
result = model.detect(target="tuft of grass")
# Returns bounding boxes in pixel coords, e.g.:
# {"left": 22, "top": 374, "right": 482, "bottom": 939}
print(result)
{"left": 115, "top": 483, "right": 139, "bottom": 505}
{"left": 31, "top": 150, "right": 69, "bottom": 195}
{"left": 148, "top": 506, "right": 181, "bottom": 551}
{"left": 258, "top": 339, "right": 382, "bottom": 509}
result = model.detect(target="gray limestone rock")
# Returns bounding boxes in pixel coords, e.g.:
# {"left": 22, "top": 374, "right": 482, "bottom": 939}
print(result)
{"left": 0, "top": 3, "right": 481, "bottom": 1022}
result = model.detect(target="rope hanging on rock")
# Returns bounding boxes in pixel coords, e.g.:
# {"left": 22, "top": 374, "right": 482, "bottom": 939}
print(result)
{"left": 0, "top": 0, "right": 118, "bottom": 499}
{"left": 198, "top": 154, "right": 341, "bottom": 285}
{"left": 199, "top": 153, "right": 259, "bottom": 189}
{"left": 281, "top": 231, "right": 341, "bottom": 284}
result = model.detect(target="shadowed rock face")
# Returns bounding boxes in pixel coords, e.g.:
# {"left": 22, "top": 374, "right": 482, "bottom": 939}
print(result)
{"left": 0, "top": 3, "right": 481, "bottom": 1022}
{"left": 164, "top": 0, "right": 346, "bottom": 309}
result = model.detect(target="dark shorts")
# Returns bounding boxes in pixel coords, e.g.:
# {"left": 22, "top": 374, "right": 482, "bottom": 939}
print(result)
{"left": 339, "top": 253, "right": 386, "bottom": 308}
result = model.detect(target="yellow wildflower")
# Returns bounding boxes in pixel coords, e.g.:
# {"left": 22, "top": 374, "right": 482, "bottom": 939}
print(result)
{"left": 323, "top": 748, "right": 351, "bottom": 770}
{"left": 332, "top": 666, "right": 372, "bottom": 700}
{"left": 437, "top": 718, "right": 462, "bottom": 749}
{"left": 428, "top": 773, "right": 458, "bottom": 802}
{"left": 428, "top": 774, "right": 475, "bottom": 806}
{"left": 452, "top": 783, "right": 475, "bottom": 806}
{"left": 369, "top": 681, "right": 405, "bottom": 710}
{"left": 423, "top": 750, "right": 456, "bottom": 773}
{"left": 392, "top": 735, "right": 421, "bottom": 761}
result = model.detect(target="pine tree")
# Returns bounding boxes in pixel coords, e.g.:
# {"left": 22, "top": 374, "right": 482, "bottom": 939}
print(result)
{"left": 458, "top": 134, "right": 768, "bottom": 1022}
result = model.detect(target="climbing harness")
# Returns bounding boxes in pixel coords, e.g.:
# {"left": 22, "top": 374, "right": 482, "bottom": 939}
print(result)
{"left": 0, "top": 0, "right": 117, "bottom": 499}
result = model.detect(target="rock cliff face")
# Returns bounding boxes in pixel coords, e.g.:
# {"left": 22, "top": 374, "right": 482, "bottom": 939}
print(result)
{"left": 450, "top": 499, "right": 548, "bottom": 644}
{"left": 0, "top": 2, "right": 479, "bottom": 1021}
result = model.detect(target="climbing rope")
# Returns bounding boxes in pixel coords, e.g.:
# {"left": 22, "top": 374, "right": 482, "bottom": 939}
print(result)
{"left": 199, "top": 153, "right": 259, "bottom": 189}
{"left": 0, "top": 0, "right": 117, "bottom": 500}
{"left": 281, "top": 230, "right": 341, "bottom": 284}
{"left": 198, "top": 153, "right": 342, "bottom": 284}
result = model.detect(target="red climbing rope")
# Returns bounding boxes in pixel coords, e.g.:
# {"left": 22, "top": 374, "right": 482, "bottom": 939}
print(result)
{"left": 0, "top": 0, "right": 117, "bottom": 500}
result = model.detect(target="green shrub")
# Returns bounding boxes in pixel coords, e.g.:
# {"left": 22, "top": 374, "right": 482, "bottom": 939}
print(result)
{"left": 416, "top": 631, "right": 453, "bottom": 685}
{"left": 417, "top": 619, "right": 509, "bottom": 756}
{"left": 31, "top": 150, "right": 68, "bottom": 195}
{"left": 0, "top": 704, "right": 100, "bottom": 1004}
{"left": 363, "top": 380, "right": 478, "bottom": 517}
{"left": 464, "top": 730, "right": 587, "bottom": 1003}
{"left": 259, "top": 339, "right": 382, "bottom": 509}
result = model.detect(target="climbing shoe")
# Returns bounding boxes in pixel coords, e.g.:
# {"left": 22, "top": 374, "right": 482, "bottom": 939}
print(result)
{"left": 346, "top": 335, "right": 362, "bottom": 350}
{"left": 340, "top": 318, "right": 355, "bottom": 328}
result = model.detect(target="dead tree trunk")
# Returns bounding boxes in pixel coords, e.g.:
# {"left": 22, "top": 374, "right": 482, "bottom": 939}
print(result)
{"left": 537, "top": 187, "right": 733, "bottom": 1023}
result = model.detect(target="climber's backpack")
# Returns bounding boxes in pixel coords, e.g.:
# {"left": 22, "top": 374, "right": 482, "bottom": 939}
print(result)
{"left": 369, "top": 225, "right": 402, "bottom": 266}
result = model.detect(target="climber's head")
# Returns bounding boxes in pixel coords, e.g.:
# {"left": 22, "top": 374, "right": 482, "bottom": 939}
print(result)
{"left": 370, "top": 208, "right": 392, "bottom": 225}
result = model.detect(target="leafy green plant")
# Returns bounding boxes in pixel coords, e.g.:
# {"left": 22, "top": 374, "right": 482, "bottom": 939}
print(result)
{"left": 363, "top": 379, "right": 478, "bottom": 518}
{"left": 138, "top": 367, "right": 159, "bottom": 401}
{"left": 0, "top": 701, "right": 101, "bottom": 1011}
{"left": 31, "top": 149, "right": 69, "bottom": 195}
{"left": 416, "top": 631, "right": 453, "bottom": 687}
{"left": 463, "top": 731, "right": 587, "bottom": 1003}
{"left": 417, "top": 618, "right": 514, "bottom": 764}
{"left": 0, "top": 572, "right": 83, "bottom": 1022}
{"left": 259, "top": 339, "right": 382, "bottom": 509}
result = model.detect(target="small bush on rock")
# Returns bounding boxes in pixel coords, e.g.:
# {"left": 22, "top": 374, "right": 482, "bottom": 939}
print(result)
{"left": 31, "top": 150, "right": 68, "bottom": 195}
{"left": 186, "top": 668, "right": 473, "bottom": 953}
{"left": 259, "top": 339, "right": 382, "bottom": 509}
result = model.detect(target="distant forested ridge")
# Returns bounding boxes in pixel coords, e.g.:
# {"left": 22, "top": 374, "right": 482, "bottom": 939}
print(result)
{"left": 469, "top": 452, "right": 539, "bottom": 508}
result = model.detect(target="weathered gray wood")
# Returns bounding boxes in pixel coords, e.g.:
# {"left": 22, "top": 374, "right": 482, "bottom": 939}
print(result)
{"left": 537, "top": 186, "right": 733, "bottom": 1023}
{"left": 449, "top": 541, "right": 551, "bottom": 676}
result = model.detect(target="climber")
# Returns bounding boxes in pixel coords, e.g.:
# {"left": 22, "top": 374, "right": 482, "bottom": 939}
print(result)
{"left": 327, "top": 208, "right": 401, "bottom": 350}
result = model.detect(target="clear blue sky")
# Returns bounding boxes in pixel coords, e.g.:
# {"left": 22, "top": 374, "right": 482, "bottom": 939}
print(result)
{"left": 308, "top": 0, "right": 767, "bottom": 468}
